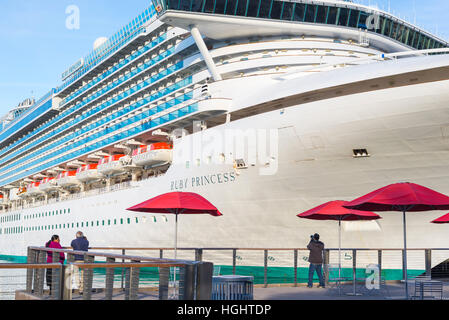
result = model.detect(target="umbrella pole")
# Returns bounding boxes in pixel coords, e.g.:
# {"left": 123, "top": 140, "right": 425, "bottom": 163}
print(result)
{"left": 173, "top": 212, "right": 179, "bottom": 299}
{"left": 175, "top": 213, "right": 178, "bottom": 260}
{"left": 403, "top": 210, "right": 409, "bottom": 300}
{"left": 339, "top": 219, "right": 342, "bottom": 295}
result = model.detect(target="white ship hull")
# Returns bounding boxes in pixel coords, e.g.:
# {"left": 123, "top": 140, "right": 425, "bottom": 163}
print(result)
{"left": 2, "top": 72, "right": 449, "bottom": 275}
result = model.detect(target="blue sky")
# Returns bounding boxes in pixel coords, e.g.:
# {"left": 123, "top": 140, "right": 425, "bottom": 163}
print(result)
{"left": 0, "top": 0, "right": 448, "bottom": 115}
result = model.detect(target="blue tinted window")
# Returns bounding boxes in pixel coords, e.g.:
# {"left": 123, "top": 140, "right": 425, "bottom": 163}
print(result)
{"left": 247, "top": 0, "right": 260, "bottom": 17}
{"left": 390, "top": 22, "right": 398, "bottom": 38}
{"left": 259, "top": 0, "right": 270, "bottom": 18}
{"left": 315, "top": 5, "right": 328, "bottom": 23}
{"left": 358, "top": 11, "right": 369, "bottom": 29}
{"left": 347, "top": 10, "right": 360, "bottom": 28}
{"left": 281, "top": 2, "right": 293, "bottom": 20}
{"left": 236, "top": 0, "right": 248, "bottom": 16}
{"left": 407, "top": 30, "right": 415, "bottom": 47}
{"left": 304, "top": 4, "right": 316, "bottom": 22}
{"left": 270, "top": 1, "right": 282, "bottom": 19}
{"left": 215, "top": 0, "right": 226, "bottom": 13}
{"left": 204, "top": 0, "right": 215, "bottom": 12}
{"left": 337, "top": 8, "right": 349, "bottom": 26}
{"left": 292, "top": 3, "right": 305, "bottom": 22}
{"left": 383, "top": 18, "right": 392, "bottom": 37}
{"left": 225, "top": 0, "right": 238, "bottom": 14}
{"left": 377, "top": 16, "right": 385, "bottom": 34}
{"left": 327, "top": 6, "right": 337, "bottom": 24}
{"left": 191, "top": 0, "right": 204, "bottom": 11}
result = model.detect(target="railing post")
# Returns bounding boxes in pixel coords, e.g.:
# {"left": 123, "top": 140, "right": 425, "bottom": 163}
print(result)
{"left": 124, "top": 267, "right": 130, "bottom": 299}
{"left": 324, "top": 249, "right": 330, "bottom": 286}
{"left": 82, "top": 255, "right": 95, "bottom": 300}
{"left": 36, "top": 250, "right": 46, "bottom": 296}
{"left": 159, "top": 267, "right": 170, "bottom": 300}
{"left": 195, "top": 249, "right": 203, "bottom": 262}
{"left": 125, "top": 260, "right": 140, "bottom": 300}
{"left": 63, "top": 264, "right": 73, "bottom": 300}
{"left": 425, "top": 249, "right": 432, "bottom": 277}
{"left": 294, "top": 250, "right": 298, "bottom": 287}
{"left": 121, "top": 249, "right": 125, "bottom": 291}
{"left": 352, "top": 249, "right": 357, "bottom": 286}
{"left": 160, "top": 249, "right": 164, "bottom": 259}
{"left": 105, "top": 257, "right": 116, "bottom": 300}
{"left": 196, "top": 262, "right": 213, "bottom": 300}
{"left": 378, "top": 250, "right": 382, "bottom": 276}
{"left": 264, "top": 250, "right": 268, "bottom": 288}
{"left": 232, "top": 249, "right": 237, "bottom": 275}
{"left": 26, "top": 248, "right": 35, "bottom": 293}
{"left": 179, "top": 263, "right": 196, "bottom": 300}
{"left": 50, "top": 252, "right": 60, "bottom": 299}
{"left": 57, "top": 265, "right": 66, "bottom": 300}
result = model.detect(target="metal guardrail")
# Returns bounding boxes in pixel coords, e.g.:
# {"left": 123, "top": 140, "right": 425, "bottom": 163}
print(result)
{"left": 4, "top": 246, "right": 448, "bottom": 300}
{"left": 18, "top": 246, "right": 213, "bottom": 300}
{"left": 84, "top": 247, "right": 449, "bottom": 288}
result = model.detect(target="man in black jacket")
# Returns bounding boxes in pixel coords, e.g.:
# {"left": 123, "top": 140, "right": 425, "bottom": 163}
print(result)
{"left": 71, "top": 231, "right": 89, "bottom": 294}
{"left": 307, "top": 233, "right": 325, "bottom": 288}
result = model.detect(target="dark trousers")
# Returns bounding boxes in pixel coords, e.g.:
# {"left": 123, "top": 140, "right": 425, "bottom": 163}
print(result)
{"left": 308, "top": 263, "right": 325, "bottom": 287}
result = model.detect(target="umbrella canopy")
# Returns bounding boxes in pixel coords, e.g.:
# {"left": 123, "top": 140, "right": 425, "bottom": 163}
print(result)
{"left": 342, "top": 182, "right": 449, "bottom": 212}
{"left": 127, "top": 192, "right": 223, "bottom": 216}
{"left": 297, "top": 200, "right": 381, "bottom": 221}
{"left": 431, "top": 213, "right": 449, "bottom": 224}
{"left": 344, "top": 182, "right": 449, "bottom": 299}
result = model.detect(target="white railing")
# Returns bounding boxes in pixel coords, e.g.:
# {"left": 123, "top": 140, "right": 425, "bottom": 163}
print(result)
{"left": 274, "top": 47, "right": 449, "bottom": 81}
{"left": 1, "top": 181, "right": 135, "bottom": 213}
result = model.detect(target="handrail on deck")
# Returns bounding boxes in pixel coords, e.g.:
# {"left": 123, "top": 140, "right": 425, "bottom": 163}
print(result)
{"left": 21, "top": 246, "right": 213, "bottom": 301}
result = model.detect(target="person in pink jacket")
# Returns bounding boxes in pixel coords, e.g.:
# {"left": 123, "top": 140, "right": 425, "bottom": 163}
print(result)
{"left": 45, "top": 235, "right": 65, "bottom": 295}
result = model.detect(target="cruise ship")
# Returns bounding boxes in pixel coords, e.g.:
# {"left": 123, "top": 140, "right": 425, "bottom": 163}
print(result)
{"left": 1, "top": 0, "right": 449, "bottom": 280}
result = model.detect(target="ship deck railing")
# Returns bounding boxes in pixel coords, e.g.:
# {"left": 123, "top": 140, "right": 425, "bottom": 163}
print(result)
{"left": 8, "top": 246, "right": 212, "bottom": 300}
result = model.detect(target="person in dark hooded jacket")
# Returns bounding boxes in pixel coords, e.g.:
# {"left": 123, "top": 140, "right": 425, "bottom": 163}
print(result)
{"left": 307, "top": 233, "right": 325, "bottom": 288}
{"left": 71, "top": 231, "right": 89, "bottom": 294}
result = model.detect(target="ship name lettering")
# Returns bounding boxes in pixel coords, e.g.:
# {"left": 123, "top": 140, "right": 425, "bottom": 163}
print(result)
{"left": 171, "top": 172, "right": 236, "bottom": 190}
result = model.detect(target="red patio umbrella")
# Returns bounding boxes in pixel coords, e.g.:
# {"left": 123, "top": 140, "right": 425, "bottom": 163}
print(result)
{"left": 298, "top": 200, "right": 381, "bottom": 294}
{"left": 344, "top": 182, "right": 449, "bottom": 299}
{"left": 127, "top": 192, "right": 222, "bottom": 259}
{"left": 431, "top": 213, "right": 449, "bottom": 224}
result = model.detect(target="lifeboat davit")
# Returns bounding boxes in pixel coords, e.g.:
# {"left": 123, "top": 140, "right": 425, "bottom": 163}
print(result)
{"left": 56, "top": 171, "right": 80, "bottom": 188}
{"left": 76, "top": 164, "right": 104, "bottom": 183}
{"left": 132, "top": 143, "right": 173, "bottom": 167}
{"left": 26, "top": 182, "right": 44, "bottom": 197}
{"left": 97, "top": 154, "right": 127, "bottom": 176}
{"left": 39, "top": 177, "right": 60, "bottom": 193}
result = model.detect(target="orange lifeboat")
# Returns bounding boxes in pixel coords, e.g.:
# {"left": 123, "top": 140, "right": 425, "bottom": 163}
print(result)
{"left": 26, "top": 182, "right": 44, "bottom": 197}
{"left": 97, "top": 154, "right": 128, "bottom": 176}
{"left": 132, "top": 142, "right": 173, "bottom": 167}
{"left": 76, "top": 164, "right": 104, "bottom": 183}
{"left": 17, "top": 187, "right": 28, "bottom": 198}
{"left": 39, "top": 177, "right": 60, "bottom": 192}
{"left": 56, "top": 170, "right": 80, "bottom": 188}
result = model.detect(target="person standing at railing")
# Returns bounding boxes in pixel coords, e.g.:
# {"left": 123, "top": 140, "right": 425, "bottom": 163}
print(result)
{"left": 307, "top": 233, "right": 325, "bottom": 289}
{"left": 45, "top": 235, "right": 65, "bottom": 295}
{"left": 71, "top": 231, "right": 89, "bottom": 295}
